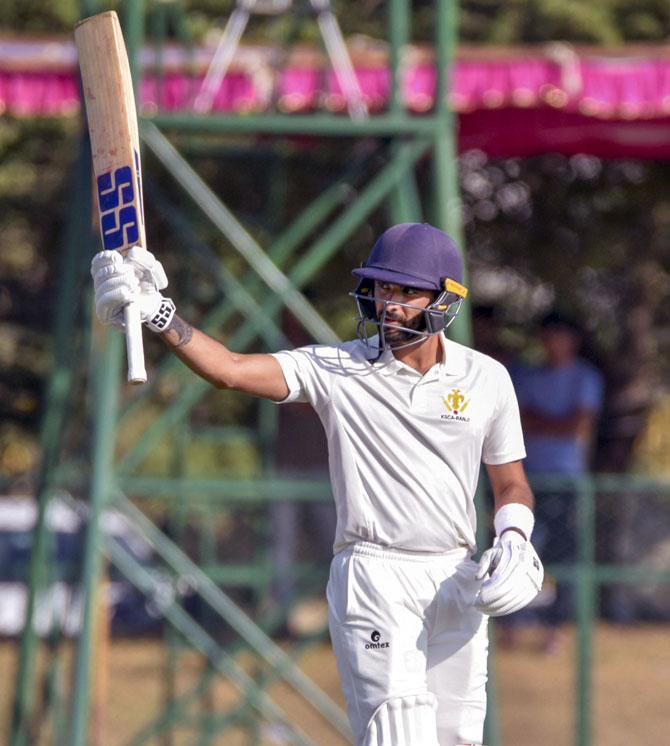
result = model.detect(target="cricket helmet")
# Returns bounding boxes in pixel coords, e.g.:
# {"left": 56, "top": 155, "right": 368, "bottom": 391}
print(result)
{"left": 351, "top": 223, "right": 468, "bottom": 350}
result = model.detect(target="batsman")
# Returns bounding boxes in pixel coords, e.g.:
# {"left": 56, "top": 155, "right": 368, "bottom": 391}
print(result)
{"left": 91, "top": 222, "right": 544, "bottom": 746}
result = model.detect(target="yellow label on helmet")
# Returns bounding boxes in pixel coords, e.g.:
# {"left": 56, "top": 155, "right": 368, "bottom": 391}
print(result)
{"left": 443, "top": 278, "right": 468, "bottom": 298}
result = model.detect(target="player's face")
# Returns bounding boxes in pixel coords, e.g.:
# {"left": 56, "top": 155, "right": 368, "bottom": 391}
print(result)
{"left": 373, "top": 281, "right": 434, "bottom": 345}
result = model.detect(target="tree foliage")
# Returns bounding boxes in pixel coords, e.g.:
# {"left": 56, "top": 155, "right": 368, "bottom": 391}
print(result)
{"left": 0, "top": 0, "right": 79, "bottom": 32}
{"left": 3, "top": 1, "right": 669, "bottom": 43}
{"left": 459, "top": 0, "right": 670, "bottom": 45}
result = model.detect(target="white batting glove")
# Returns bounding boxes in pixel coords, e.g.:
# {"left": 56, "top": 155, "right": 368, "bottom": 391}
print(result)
{"left": 474, "top": 531, "right": 544, "bottom": 617}
{"left": 91, "top": 247, "right": 176, "bottom": 332}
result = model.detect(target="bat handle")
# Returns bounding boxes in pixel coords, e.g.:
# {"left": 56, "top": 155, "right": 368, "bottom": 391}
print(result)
{"left": 124, "top": 302, "right": 147, "bottom": 384}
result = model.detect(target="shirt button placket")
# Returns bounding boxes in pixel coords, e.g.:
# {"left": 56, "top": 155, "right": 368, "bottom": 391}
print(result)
{"left": 409, "top": 379, "right": 425, "bottom": 412}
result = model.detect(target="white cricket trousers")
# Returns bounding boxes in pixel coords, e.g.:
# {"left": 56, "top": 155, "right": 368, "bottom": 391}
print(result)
{"left": 327, "top": 542, "right": 488, "bottom": 746}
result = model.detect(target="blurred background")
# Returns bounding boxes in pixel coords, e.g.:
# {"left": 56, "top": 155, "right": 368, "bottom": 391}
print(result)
{"left": 1, "top": 1, "right": 669, "bottom": 744}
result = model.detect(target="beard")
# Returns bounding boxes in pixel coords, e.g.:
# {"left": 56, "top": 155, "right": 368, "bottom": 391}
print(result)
{"left": 381, "top": 311, "right": 426, "bottom": 347}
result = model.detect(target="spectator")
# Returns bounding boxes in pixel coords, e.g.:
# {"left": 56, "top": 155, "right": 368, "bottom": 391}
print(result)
{"left": 511, "top": 311, "right": 604, "bottom": 653}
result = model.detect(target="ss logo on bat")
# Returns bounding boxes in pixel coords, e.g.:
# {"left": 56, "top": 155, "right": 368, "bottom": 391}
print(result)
{"left": 97, "top": 163, "right": 139, "bottom": 250}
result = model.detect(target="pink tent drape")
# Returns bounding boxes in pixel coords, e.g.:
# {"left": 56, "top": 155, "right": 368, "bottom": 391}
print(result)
{"left": 1, "top": 38, "right": 669, "bottom": 158}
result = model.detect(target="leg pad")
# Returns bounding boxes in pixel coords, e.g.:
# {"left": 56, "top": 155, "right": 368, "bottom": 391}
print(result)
{"left": 363, "top": 693, "right": 439, "bottom": 746}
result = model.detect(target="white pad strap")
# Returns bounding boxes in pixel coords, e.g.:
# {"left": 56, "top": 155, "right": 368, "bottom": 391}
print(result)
{"left": 494, "top": 503, "right": 534, "bottom": 541}
{"left": 364, "top": 693, "right": 439, "bottom": 746}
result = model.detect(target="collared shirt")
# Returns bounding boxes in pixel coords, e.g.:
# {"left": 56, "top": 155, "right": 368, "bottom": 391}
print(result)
{"left": 272, "top": 334, "right": 526, "bottom": 554}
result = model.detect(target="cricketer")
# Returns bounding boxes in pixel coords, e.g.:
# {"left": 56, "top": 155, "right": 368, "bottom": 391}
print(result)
{"left": 91, "top": 222, "right": 543, "bottom": 745}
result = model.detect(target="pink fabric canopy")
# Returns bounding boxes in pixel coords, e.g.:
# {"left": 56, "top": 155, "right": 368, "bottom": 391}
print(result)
{"left": 1, "top": 37, "right": 669, "bottom": 158}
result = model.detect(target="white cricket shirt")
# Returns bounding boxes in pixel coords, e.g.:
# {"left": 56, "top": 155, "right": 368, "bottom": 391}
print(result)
{"left": 272, "top": 333, "right": 525, "bottom": 554}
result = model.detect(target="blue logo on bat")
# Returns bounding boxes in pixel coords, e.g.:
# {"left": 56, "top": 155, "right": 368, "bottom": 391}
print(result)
{"left": 97, "top": 160, "right": 141, "bottom": 250}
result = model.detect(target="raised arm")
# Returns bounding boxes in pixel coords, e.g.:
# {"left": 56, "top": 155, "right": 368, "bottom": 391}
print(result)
{"left": 91, "top": 247, "right": 289, "bottom": 401}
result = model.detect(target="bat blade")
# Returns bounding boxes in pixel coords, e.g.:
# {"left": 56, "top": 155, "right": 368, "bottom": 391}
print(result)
{"left": 75, "top": 11, "right": 147, "bottom": 384}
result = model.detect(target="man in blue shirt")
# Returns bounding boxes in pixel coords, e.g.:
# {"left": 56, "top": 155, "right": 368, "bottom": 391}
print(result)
{"left": 512, "top": 311, "right": 604, "bottom": 652}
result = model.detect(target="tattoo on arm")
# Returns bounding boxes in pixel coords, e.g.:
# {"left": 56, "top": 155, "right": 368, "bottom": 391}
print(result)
{"left": 166, "top": 314, "right": 193, "bottom": 348}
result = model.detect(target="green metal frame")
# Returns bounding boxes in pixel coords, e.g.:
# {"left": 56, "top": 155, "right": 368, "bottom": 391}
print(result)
{"left": 9, "top": 134, "right": 94, "bottom": 746}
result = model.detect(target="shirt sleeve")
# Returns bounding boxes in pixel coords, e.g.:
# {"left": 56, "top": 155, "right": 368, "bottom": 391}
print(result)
{"left": 578, "top": 364, "right": 605, "bottom": 412}
{"left": 482, "top": 364, "right": 527, "bottom": 465}
{"left": 270, "top": 346, "right": 332, "bottom": 408}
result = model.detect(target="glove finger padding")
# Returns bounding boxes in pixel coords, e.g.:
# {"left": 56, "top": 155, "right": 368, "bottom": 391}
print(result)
{"left": 125, "top": 246, "right": 175, "bottom": 330}
{"left": 491, "top": 585, "right": 539, "bottom": 617}
{"left": 91, "top": 251, "right": 139, "bottom": 328}
{"left": 477, "top": 577, "right": 537, "bottom": 617}
{"left": 95, "top": 281, "right": 135, "bottom": 327}
{"left": 91, "top": 249, "right": 122, "bottom": 279}
{"left": 127, "top": 246, "right": 169, "bottom": 291}
{"left": 474, "top": 533, "right": 544, "bottom": 617}
{"left": 474, "top": 546, "right": 501, "bottom": 581}
{"left": 91, "top": 247, "right": 175, "bottom": 332}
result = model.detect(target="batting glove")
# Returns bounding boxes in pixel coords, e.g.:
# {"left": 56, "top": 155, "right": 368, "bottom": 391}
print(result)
{"left": 91, "top": 247, "right": 176, "bottom": 333}
{"left": 474, "top": 532, "right": 544, "bottom": 617}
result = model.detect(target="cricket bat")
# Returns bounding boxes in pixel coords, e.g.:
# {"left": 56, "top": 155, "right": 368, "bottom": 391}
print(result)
{"left": 75, "top": 11, "right": 147, "bottom": 384}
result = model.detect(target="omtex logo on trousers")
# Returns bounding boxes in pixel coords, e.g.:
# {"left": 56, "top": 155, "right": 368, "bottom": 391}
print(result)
{"left": 365, "top": 630, "right": 390, "bottom": 650}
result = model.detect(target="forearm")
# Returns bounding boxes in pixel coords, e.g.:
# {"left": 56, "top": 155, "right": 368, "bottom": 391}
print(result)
{"left": 486, "top": 461, "right": 534, "bottom": 511}
{"left": 493, "top": 480, "right": 534, "bottom": 512}
{"left": 492, "top": 483, "right": 535, "bottom": 542}
{"left": 160, "top": 315, "right": 233, "bottom": 388}
{"left": 159, "top": 314, "right": 289, "bottom": 400}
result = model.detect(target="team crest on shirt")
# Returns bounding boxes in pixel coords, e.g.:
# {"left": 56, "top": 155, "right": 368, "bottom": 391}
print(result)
{"left": 441, "top": 388, "right": 471, "bottom": 422}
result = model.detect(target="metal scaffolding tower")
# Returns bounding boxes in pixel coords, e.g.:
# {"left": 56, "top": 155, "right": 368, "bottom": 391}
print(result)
{"left": 12, "top": 1, "right": 475, "bottom": 744}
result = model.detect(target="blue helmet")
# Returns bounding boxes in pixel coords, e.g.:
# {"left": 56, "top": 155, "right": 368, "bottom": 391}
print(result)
{"left": 351, "top": 223, "right": 468, "bottom": 349}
